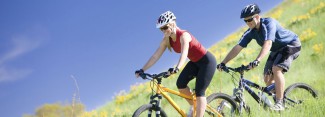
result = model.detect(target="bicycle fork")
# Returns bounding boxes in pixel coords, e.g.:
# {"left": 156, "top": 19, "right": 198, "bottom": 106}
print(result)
{"left": 233, "top": 87, "right": 248, "bottom": 113}
{"left": 149, "top": 94, "right": 163, "bottom": 116}
{"left": 233, "top": 78, "right": 255, "bottom": 114}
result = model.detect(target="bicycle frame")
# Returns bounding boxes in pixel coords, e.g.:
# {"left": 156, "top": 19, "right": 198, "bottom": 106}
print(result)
{"left": 224, "top": 65, "right": 278, "bottom": 113}
{"left": 148, "top": 77, "right": 222, "bottom": 117}
{"left": 235, "top": 72, "right": 275, "bottom": 104}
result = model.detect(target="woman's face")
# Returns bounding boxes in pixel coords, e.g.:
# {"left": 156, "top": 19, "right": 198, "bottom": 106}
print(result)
{"left": 160, "top": 24, "right": 172, "bottom": 37}
{"left": 244, "top": 15, "right": 259, "bottom": 29}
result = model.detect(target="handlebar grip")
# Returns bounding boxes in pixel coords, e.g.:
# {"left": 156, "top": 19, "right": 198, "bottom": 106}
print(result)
{"left": 159, "top": 72, "right": 170, "bottom": 78}
{"left": 139, "top": 73, "right": 147, "bottom": 79}
{"left": 163, "top": 74, "right": 170, "bottom": 78}
{"left": 222, "top": 67, "right": 230, "bottom": 73}
{"left": 242, "top": 65, "right": 250, "bottom": 71}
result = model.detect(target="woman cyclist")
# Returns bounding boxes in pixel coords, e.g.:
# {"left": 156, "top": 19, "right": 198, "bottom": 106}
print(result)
{"left": 135, "top": 11, "right": 217, "bottom": 117}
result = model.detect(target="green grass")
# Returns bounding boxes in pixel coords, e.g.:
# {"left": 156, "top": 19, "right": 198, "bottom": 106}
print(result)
{"left": 89, "top": 0, "right": 325, "bottom": 116}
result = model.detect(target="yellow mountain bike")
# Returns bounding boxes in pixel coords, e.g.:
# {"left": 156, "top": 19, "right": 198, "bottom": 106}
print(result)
{"left": 132, "top": 71, "right": 238, "bottom": 117}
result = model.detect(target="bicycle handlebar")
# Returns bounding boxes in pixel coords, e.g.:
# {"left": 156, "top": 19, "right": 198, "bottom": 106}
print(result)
{"left": 139, "top": 72, "right": 170, "bottom": 80}
{"left": 222, "top": 64, "right": 251, "bottom": 73}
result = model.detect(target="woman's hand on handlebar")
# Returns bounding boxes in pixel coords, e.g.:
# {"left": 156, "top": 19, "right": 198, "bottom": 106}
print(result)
{"left": 168, "top": 67, "right": 179, "bottom": 75}
{"left": 135, "top": 69, "right": 144, "bottom": 78}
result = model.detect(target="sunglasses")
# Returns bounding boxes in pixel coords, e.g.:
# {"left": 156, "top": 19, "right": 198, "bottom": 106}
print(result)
{"left": 160, "top": 25, "right": 169, "bottom": 31}
{"left": 244, "top": 16, "right": 256, "bottom": 23}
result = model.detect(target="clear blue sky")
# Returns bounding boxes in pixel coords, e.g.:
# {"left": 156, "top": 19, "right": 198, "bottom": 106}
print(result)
{"left": 0, "top": 0, "right": 282, "bottom": 116}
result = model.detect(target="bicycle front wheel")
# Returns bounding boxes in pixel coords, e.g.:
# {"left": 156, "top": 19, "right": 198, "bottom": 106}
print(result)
{"left": 284, "top": 83, "right": 318, "bottom": 108}
{"left": 206, "top": 93, "right": 238, "bottom": 117}
{"left": 132, "top": 104, "right": 167, "bottom": 117}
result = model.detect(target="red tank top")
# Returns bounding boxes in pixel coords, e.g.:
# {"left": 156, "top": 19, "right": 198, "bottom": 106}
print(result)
{"left": 169, "top": 29, "right": 207, "bottom": 62}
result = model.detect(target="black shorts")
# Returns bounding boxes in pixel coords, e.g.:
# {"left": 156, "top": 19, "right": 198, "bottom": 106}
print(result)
{"left": 264, "top": 45, "right": 301, "bottom": 75}
{"left": 176, "top": 51, "right": 217, "bottom": 97}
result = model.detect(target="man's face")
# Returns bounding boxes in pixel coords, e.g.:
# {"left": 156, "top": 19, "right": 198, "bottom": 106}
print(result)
{"left": 244, "top": 14, "right": 259, "bottom": 29}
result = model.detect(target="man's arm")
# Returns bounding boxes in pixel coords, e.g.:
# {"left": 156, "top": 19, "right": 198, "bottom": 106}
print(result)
{"left": 221, "top": 44, "right": 244, "bottom": 64}
{"left": 255, "top": 40, "right": 272, "bottom": 61}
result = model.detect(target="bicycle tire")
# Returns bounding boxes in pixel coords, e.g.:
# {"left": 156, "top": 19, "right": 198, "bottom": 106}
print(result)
{"left": 284, "top": 83, "right": 318, "bottom": 107}
{"left": 132, "top": 104, "right": 167, "bottom": 117}
{"left": 206, "top": 93, "right": 239, "bottom": 116}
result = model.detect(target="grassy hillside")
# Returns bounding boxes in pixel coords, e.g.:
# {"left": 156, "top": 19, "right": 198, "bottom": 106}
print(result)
{"left": 81, "top": 0, "right": 325, "bottom": 116}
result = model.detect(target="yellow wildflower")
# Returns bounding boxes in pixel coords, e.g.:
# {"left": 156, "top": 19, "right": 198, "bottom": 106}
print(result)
{"left": 270, "top": 9, "right": 283, "bottom": 20}
{"left": 225, "top": 34, "right": 240, "bottom": 44}
{"left": 79, "top": 110, "right": 98, "bottom": 117}
{"left": 290, "top": 14, "right": 310, "bottom": 24}
{"left": 300, "top": 28, "right": 317, "bottom": 42}
{"left": 312, "top": 43, "right": 324, "bottom": 55}
{"left": 100, "top": 111, "right": 108, "bottom": 117}
{"left": 310, "top": 2, "right": 325, "bottom": 15}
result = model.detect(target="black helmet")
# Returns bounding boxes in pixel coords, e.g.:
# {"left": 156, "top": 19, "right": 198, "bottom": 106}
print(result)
{"left": 240, "top": 4, "right": 261, "bottom": 18}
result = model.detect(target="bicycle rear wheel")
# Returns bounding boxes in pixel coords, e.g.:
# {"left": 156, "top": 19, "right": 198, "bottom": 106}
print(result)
{"left": 284, "top": 83, "right": 318, "bottom": 108}
{"left": 206, "top": 93, "right": 239, "bottom": 117}
{"left": 132, "top": 104, "right": 167, "bottom": 117}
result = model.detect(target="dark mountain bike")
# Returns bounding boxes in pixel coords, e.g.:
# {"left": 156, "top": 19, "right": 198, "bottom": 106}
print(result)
{"left": 132, "top": 71, "right": 238, "bottom": 117}
{"left": 221, "top": 64, "right": 318, "bottom": 114}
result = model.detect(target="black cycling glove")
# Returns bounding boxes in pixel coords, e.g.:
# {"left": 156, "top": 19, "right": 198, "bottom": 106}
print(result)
{"left": 249, "top": 60, "right": 260, "bottom": 68}
{"left": 168, "top": 67, "right": 179, "bottom": 74}
{"left": 135, "top": 69, "right": 144, "bottom": 75}
{"left": 217, "top": 63, "right": 226, "bottom": 69}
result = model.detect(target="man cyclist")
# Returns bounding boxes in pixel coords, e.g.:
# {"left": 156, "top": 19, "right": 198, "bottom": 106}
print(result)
{"left": 217, "top": 4, "right": 301, "bottom": 111}
{"left": 135, "top": 11, "right": 217, "bottom": 116}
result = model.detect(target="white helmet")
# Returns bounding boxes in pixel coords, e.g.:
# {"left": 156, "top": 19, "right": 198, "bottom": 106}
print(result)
{"left": 156, "top": 11, "right": 176, "bottom": 28}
